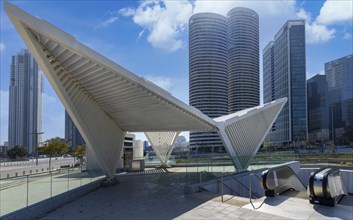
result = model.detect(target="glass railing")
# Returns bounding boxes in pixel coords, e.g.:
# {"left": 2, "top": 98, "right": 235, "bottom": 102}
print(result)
{"left": 0, "top": 166, "right": 105, "bottom": 217}
{"left": 185, "top": 147, "right": 353, "bottom": 186}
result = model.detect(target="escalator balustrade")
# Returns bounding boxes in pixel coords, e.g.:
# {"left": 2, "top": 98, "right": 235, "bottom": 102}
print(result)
{"left": 261, "top": 165, "right": 306, "bottom": 197}
{"left": 308, "top": 167, "right": 347, "bottom": 206}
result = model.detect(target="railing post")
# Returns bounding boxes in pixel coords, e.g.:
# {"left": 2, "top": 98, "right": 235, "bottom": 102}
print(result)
{"left": 221, "top": 171, "right": 224, "bottom": 202}
{"left": 50, "top": 170, "right": 53, "bottom": 198}
{"left": 249, "top": 173, "right": 252, "bottom": 201}
{"left": 67, "top": 167, "right": 70, "bottom": 191}
{"left": 199, "top": 171, "right": 202, "bottom": 192}
{"left": 26, "top": 175, "right": 29, "bottom": 207}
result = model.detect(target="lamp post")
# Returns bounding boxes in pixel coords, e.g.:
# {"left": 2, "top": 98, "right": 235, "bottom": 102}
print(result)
{"left": 30, "top": 131, "right": 44, "bottom": 166}
{"left": 64, "top": 138, "right": 74, "bottom": 165}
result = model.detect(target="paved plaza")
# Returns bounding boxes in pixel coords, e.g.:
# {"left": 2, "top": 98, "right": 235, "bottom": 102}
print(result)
{"left": 38, "top": 168, "right": 352, "bottom": 220}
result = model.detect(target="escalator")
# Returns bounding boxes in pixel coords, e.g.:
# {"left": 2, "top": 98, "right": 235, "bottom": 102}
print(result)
{"left": 261, "top": 165, "right": 306, "bottom": 197}
{"left": 308, "top": 167, "right": 347, "bottom": 206}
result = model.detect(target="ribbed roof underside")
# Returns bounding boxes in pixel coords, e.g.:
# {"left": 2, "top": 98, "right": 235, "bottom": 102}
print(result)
{"left": 27, "top": 28, "right": 216, "bottom": 132}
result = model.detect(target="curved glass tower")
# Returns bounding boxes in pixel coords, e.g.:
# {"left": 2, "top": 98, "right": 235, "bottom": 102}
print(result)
{"left": 189, "top": 13, "right": 228, "bottom": 152}
{"left": 227, "top": 7, "right": 259, "bottom": 112}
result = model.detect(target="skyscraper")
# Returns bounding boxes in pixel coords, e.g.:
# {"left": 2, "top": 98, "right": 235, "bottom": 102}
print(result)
{"left": 307, "top": 74, "right": 330, "bottom": 144}
{"left": 188, "top": 8, "right": 260, "bottom": 152}
{"left": 227, "top": 7, "right": 259, "bottom": 112}
{"left": 8, "top": 49, "right": 43, "bottom": 154}
{"left": 263, "top": 20, "right": 307, "bottom": 146}
{"left": 189, "top": 12, "right": 228, "bottom": 152}
{"left": 325, "top": 54, "right": 353, "bottom": 143}
{"left": 65, "top": 111, "right": 85, "bottom": 148}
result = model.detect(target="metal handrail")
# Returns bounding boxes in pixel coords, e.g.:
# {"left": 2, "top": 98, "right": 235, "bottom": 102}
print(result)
{"left": 249, "top": 172, "right": 265, "bottom": 209}
{"left": 199, "top": 170, "right": 241, "bottom": 199}
{"left": 228, "top": 172, "right": 262, "bottom": 198}
{"left": 200, "top": 170, "right": 262, "bottom": 202}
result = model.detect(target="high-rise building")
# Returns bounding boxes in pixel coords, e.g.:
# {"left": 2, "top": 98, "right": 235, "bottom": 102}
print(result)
{"left": 325, "top": 54, "right": 353, "bottom": 143}
{"left": 227, "top": 7, "right": 259, "bottom": 112}
{"left": 65, "top": 111, "right": 85, "bottom": 148}
{"left": 307, "top": 74, "right": 330, "bottom": 144}
{"left": 263, "top": 20, "right": 307, "bottom": 146}
{"left": 189, "top": 12, "right": 228, "bottom": 153}
{"left": 188, "top": 8, "right": 260, "bottom": 152}
{"left": 8, "top": 49, "right": 43, "bottom": 154}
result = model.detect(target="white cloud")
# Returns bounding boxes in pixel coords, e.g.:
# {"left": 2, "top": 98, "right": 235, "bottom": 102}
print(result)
{"left": 193, "top": 0, "right": 296, "bottom": 17}
{"left": 194, "top": 0, "right": 301, "bottom": 47}
{"left": 94, "top": 15, "right": 119, "bottom": 30}
{"left": 118, "top": 0, "right": 346, "bottom": 50}
{"left": 120, "top": 0, "right": 193, "bottom": 52}
{"left": 118, "top": 7, "right": 135, "bottom": 17}
{"left": 305, "top": 22, "right": 336, "bottom": 44}
{"left": 0, "top": 43, "right": 5, "bottom": 52}
{"left": 119, "top": 1, "right": 298, "bottom": 51}
{"left": 137, "top": 30, "right": 144, "bottom": 40}
{"left": 343, "top": 32, "right": 353, "bottom": 40}
{"left": 145, "top": 75, "right": 172, "bottom": 90}
{"left": 297, "top": 9, "right": 336, "bottom": 44}
{"left": 144, "top": 74, "right": 189, "bottom": 103}
{"left": 317, "top": 0, "right": 353, "bottom": 25}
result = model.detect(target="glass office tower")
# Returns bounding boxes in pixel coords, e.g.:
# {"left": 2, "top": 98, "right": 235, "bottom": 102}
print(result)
{"left": 227, "top": 7, "right": 259, "bottom": 112}
{"left": 8, "top": 49, "right": 43, "bottom": 154}
{"left": 189, "top": 8, "right": 260, "bottom": 152}
{"left": 189, "top": 13, "right": 228, "bottom": 152}
{"left": 65, "top": 111, "right": 85, "bottom": 148}
{"left": 307, "top": 74, "right": 330, "bottom": 144}
{"left": 325, "top": 54, "right": 353, "bottom": 143}
{"left": 263, "top": 20, "right": 307, "bottom": 146}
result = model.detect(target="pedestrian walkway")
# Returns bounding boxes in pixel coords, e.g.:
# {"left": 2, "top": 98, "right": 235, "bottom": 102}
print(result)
{"left": 39, "top": 170, "right": 286, "bottom": 220}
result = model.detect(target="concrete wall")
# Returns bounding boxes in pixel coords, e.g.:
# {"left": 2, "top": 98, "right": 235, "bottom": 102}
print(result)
{"left": 133, "top": 140, "right": 144, "bottom": 160}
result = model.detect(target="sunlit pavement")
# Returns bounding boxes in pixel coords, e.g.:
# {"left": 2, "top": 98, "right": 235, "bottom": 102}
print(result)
{"left": 1, "top": 167, "right": 352, "bottom": 219}
{"left": 39, "top": 169, "right": 286, "bottom": 220}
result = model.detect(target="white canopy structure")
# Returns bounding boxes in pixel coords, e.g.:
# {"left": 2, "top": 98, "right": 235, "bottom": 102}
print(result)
{"left": 5, "top": 2, "right": 287, "bottom": 179}
{"left": 145, "top": 132, "right": 181, "bottom": 166}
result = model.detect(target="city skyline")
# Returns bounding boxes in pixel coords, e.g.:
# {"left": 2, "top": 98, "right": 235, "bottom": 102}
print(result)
{"left": 1, "top": 0, "right": 352, "bottom": 143}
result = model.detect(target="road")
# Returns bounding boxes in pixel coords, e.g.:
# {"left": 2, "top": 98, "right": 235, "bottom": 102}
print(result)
{"left": 0, "top": 158, "right": 75, "bottom": 179}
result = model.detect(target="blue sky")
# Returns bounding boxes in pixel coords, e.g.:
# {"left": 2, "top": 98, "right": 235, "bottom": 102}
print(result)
{"left": 0, "top": 0, "right": 352, "bottom": 144}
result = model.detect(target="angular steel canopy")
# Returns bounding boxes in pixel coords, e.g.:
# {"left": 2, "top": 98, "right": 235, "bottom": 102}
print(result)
{"left": 5, "top": 2, "right": 287, "bottom": 179}
{"left": 145, "top": 132, "right": 181, "bottom": 166}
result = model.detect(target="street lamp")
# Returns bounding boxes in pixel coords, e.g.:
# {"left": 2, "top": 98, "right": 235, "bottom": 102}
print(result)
{"left": 30, "top": 131, "right": 44, "bottom": 166}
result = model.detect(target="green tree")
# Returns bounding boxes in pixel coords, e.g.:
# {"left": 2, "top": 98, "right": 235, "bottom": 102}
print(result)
{"left": 7, "top": 145, "right": 27, "bottom": 160}
{"left": 39, "top": 137, "right": 68, "bottom": 170}
{"left": 74, "top": 144, "right": 86, "bottom": 165}
{"left": 0, "top": 151, "right": 8, "bottom": 158}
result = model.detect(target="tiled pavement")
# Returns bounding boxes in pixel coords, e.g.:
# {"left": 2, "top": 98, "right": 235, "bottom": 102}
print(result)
{"left": 39, "top": 170, "right": 285, "bottom": 220}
